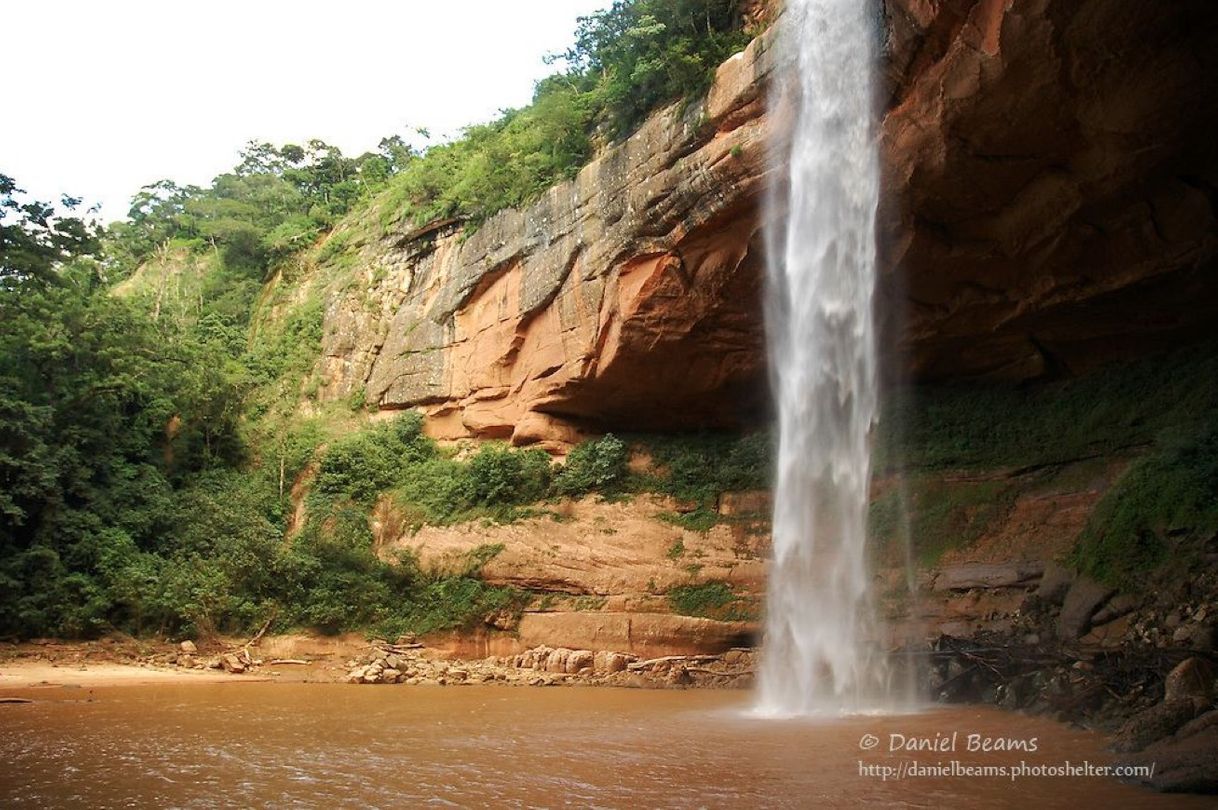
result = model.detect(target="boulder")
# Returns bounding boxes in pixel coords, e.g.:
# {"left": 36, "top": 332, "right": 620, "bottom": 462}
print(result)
{"left": 932, "top": 562, "right": 1045, "bottom": 591}
{"left": 1118, "top": 710, "right": 1218, "bottom": 793}
{"left": 220, "top": 653, "right": 246, "bottom": 674}
{"left": 1057, "top": 576, "right": 1116, "bottom": 640}
{"left": 519, "top": 647, "right": 551, "bottom": 670}
{"left": 1091, "top": 593, "right": 1139, "bottom": 626}
{"left": 1035, "top": 561, "right": 1074, "bottom": 605}
{"left": 565, "top": 650, "right": 595, "bottom": 675}
{"left": 544, "top": 648, "right": 572, "bottom": 674}
{"left": 1164, "top": 658, "right": 1215, "bottom": 706}
{"left": 179, "top": 640, "right": 198, "bottom": 655}
{"left": 1112, "top": 700, "right": 1202, "bottom": 753}
{"left": 593, "top": 651, "right": 632, "bottom": 674}
{"left": 1187, "top": 625, "right": 1217, "bottom": 652}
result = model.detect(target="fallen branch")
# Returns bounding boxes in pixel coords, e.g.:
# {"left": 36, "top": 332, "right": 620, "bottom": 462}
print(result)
{"left": 246, "top": 614, "right": 275, "bottom": 647}
{"left": 226, "top": 613, "right": 276, "bottom": 652}
{"left": 687, "top": 667, "right": 753, "bottom": 676}
{"left": 627, "top": 655, "right": 719, "bottom": 671}
{"left": 375, "top": 642, "right": 424, "bottom": 654}
{"left": 0, "top": 697, "right": 33, "bottom": 704}
{"left": 269, "top": 659, "right": 310, "bottom": 666}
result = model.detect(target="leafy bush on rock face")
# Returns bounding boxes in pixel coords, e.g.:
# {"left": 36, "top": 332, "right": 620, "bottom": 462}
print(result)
{"left": 315, "top": 412, "right": 433, "bottom": 503}
{"left": 553, "top": 434, "right": 629, "bottom": 496}
{"left": 667, "top": 581, "right": 755, "bottom": 621}
{"left": 617, "top": 431, "right": 772, "bottom": 533}
{"left": 644, "top": 431, "right": 770, "bottom": 503}
{"left": 315, "top": 423, "right": 558, "bottom": 527}
{"left": 467, "top": 444, "right": 553, "bottom": 505}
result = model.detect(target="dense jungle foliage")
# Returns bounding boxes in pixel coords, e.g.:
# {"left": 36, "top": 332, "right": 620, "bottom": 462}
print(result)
{"left": 0, "top": 1, "right": 756, "bottom": 640}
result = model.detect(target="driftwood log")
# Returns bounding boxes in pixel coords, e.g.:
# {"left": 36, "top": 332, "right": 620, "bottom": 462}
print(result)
{"left": 627, "top": 655, "right": 719, "bottom": 672}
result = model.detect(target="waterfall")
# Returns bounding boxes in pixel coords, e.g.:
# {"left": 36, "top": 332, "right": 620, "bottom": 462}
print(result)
{"left": 757, "top": 0, "right": 892, "bottom": 716}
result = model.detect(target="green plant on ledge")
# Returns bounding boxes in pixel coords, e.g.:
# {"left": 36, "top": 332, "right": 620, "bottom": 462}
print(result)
{"left": 667, "top": 581, "right": 756, "bottom": 622}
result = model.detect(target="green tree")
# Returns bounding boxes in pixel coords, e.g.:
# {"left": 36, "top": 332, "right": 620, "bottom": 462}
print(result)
{"left": 1, "top": 174, "right": 102, "bottom": 287}
{"left": 562, "top": 0, "right": 748, "bottom": 136}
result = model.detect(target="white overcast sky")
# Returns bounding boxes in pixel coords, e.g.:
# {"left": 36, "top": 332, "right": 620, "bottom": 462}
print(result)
{"left": 3, "top": 0, "right": 608, "bottom": 222}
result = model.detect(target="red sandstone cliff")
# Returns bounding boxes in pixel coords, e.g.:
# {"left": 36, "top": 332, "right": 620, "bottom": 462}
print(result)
{"left": 309, "top": 0, "right": 1217, "bottom": 445}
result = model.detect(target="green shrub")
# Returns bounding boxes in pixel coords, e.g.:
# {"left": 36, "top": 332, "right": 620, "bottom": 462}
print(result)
{"left": 659, "top": 507, "right": 721, "bottom": 533}
{"left": 384, "top": 442, "right": 553, "bottom": 526}
{"left": 390, "top": 458, "right": 474, "bottom": 523}
{"left": 553, "top": 434, "right": 628, "bottom": 496}
{"left": 286, "top": 506, "right": 406, "bottom": 633}
{"left": 315, "top": 413, "right": 435, "bottom": 503}
{"left": 466, "top": 443, "right": 553, "bottom": 505}
{"left": 629, "top": 431, "right": 771, "bottom": 504}
{"left": 381, "top": 576, "right": 525, "bottom": 638}
{"left": 515, "top": 449, "right": 555, "bottom": 503}
{"left": 667, "top": 580, "right": 754, "bottom": 621}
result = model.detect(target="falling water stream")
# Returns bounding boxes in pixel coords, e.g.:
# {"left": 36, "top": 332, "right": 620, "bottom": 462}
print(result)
{"left": 758, "top": 0, "right": 893, "bottom": 716}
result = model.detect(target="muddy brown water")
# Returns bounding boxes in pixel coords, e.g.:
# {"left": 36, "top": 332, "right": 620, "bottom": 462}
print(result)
{"left": 0, "top": 684, "right": 1208, "bottom": 808}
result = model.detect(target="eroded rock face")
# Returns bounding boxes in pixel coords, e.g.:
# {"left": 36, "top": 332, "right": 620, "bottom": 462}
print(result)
{"left": 319, "top": 34, "right": 776, "bottom": 446}
{"left": 516, "top": 612, "right": 755, "bottom": 659}
{"left": 384, "top": 493, "right": 766, "bottom": 602}
{"left": 881, "top": 0, "right": 1218, "bottom": 379}
{"left": 315, "top": 0, "right": 1218, "bottom": 443}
